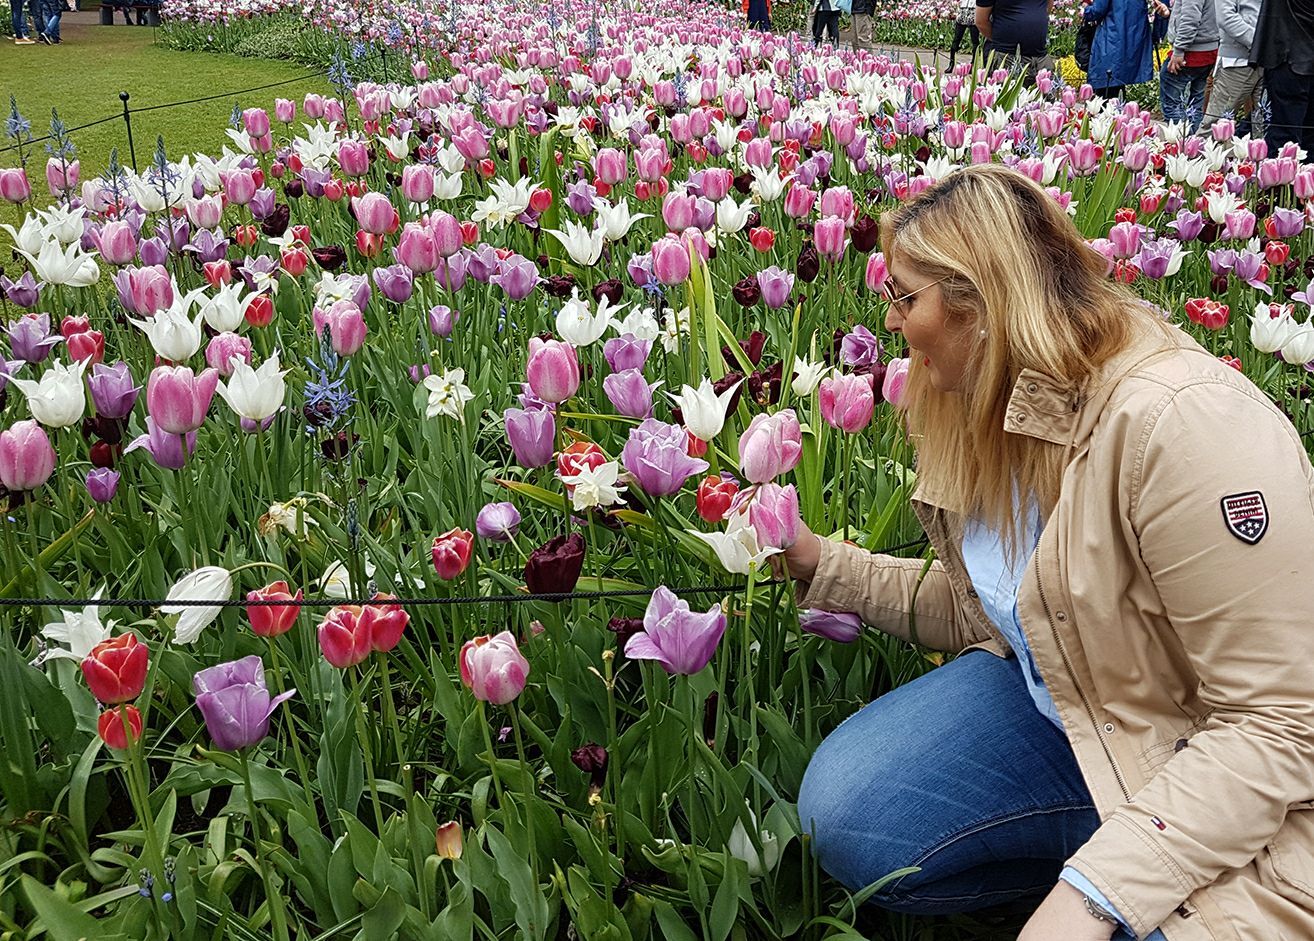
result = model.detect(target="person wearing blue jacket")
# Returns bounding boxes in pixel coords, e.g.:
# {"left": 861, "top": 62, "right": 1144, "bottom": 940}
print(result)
{"left": 1082, "top": 0, "right": 1170, "bottom": 99}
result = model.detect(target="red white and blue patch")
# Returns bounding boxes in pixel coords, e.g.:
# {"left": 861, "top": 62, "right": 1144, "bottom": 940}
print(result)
{"left": 1220, "top": 491, "right": 1268, "bottom": 545}
{"left": 1151, "top": 816, "right": 1167, "bottom": 831}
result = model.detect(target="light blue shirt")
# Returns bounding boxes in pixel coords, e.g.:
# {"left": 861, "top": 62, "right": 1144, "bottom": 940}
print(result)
{"left": 961, "top": 511, "right": 1166, "bottom": 941}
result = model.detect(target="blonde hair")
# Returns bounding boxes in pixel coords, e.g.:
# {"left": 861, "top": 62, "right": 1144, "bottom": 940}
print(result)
{"left": 879, "top": 164, "right": 1155, "bottom": 543}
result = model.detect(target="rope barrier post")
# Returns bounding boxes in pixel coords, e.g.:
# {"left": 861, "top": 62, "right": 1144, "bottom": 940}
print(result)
{"left": 119, "top": 92, "right": 138, "bottom": 173}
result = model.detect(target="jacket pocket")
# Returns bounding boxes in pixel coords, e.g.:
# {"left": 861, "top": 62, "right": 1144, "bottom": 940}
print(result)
{"left": 1260, "top": 805, "right": 1314, "bottom": 907}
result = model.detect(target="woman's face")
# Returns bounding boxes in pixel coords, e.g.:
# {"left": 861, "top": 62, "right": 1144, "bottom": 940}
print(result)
{"left": 883, "top": 259, "right": 977, "bottom": 393}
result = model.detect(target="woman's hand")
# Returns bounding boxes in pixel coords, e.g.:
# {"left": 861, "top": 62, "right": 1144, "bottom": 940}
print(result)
{"left": 1017, "top": 881, "right": 1118, "bottom": 941}
{"left": 776, "top": 522, "right": 822, "bottom": 583}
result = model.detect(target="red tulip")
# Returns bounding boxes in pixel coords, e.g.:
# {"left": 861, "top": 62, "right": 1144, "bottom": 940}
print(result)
{"left": 365, "top": 594, "right": 410, "bottom": 653}
{"left": 235, "top": 224, "right": 259, "bottom": 248}
{"left": 318, "top": 605, "right": 372, "bottom": 668}
{"left": 98, "top": 705, "right": 143, "bottom": 750}
{"left": 432, "top": 528, "right": 475, "bottom": 580}
{"left": 246, "top": 581, "right": 302, "bottom": 637}
{"left": 203, "top": 261, "right": 233, "bottom": 288}
{"left": 749, "top": 227, "right": 775, "bottom": 252}
{"left": 245, "top": 295, "right": 274, "bottom": 328}
{"left": 82, "top": 634, "right": 148, "bottom": 704}
{"left": 67, "top": 329, "right": 105, "bottom": 364}
{"left": 696, "top": 474, "right": 739, "bottom": 523}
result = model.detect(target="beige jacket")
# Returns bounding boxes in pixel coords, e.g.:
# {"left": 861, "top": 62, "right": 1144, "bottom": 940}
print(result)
{"left": 799, "top": 320, "right": 1314, "bottom": 940}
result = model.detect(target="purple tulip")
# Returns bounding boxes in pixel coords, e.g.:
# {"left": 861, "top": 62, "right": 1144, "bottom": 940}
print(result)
{"left": 604, "top": 335, "right": 653, "bottom": 373}
{"left": 1131, "top": 239, "right": 1182, "bottom": 281}
{"left": 155, "top": 217, "right": 191, "bottom": 254}
{"left": 840, "top": 325, "right": 882, "bottom": 368}
{"left": 464, "top": 245, "right": 502, "bottom": 283}
{"left": 139, "top": 236, "right": 169, "bottom": 268}
{"left": 626, "top": 252, "right": 654, "bottom": 287}
{"left": 1270, "top": 207, "right": 1305, "bottom": 239}
{"left": 603, "top": 368, "right": 659, "bottom": 419}
{"left": 799, "top": 609, "right": 862, "bottom": 643}
{"left": 566, "top": 180, "right": 598, "bottom": 216}
{"left": 1167, "top": 210, "right": 1204, "bottom": 242}
{"left": 623, "top": 585, "right": 726, "bottom": 675}
{"left": 476, "top": 501, "right": 522, "bottom": 541}
{"left": 193, "top": 655, "right": 295, "bottom": 751}
{"left": 1231, "top": 250, "right": 1272, "bottom": 293}
{"left": 756, "top": 266, "right": 795, "bottom": 310}
{"left": 1207, "top": 248, "right": 1237, "bottom": 277}
{"left": 621, "top": 419, "right": 709, "bottom": 497}
{"left": 374, "top": 264, "right": 415, "bottom": 303}
{"left": 517, "top": 383, "right": 554, "bottom": 412}
{"left": 504, "top": 406, "right": 556, "bottom": 468}
{"left": 433, "top": 253, "right": 468, "bottom": 292}
{"left": 249, "top": 188, "right": 277, "bottom": 221}
{"left": 6, "top": 313, "right": 62, "bottom": 364}
{"left": 300, "top": 167, "right": 331, "bottom": 198}
{"left": 88, "top": 362, "right": 141, "bottom": 419}
{"left": 0, "top": 353, "right": 19, "bottom": 392}
{"left": 491, "top": 254, "right": 539, "bottom": 302}
{"left": 429, "top": 305, "right": 461, "bottom": 337}
{"left": 124, "top": 417, "right": 198, "bottom": 470}
{"left": 85, "top": 467, "right": 120, "bottom": 504}
{"left": 238, "top": 256, "right": 279, "bottom": 293}
{"left": 184, "top": 228, "right": 230, "bottom": 265}
{"left": 1, "top": 273, "right": 41, "bottom": 309}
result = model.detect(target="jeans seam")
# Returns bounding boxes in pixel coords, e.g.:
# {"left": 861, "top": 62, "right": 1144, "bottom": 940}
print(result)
{"left": 881, "top": 880, "right": 1056, "bottom": 906}
{"left": 908, "top": 801, "right": 1094, "bottom": 871}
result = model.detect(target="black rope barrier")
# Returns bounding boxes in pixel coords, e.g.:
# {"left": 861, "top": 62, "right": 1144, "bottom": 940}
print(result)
{"left": 0, "top": 535, "right": 931, "bottom": 610}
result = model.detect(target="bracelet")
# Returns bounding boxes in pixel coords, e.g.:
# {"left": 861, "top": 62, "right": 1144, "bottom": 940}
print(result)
{"left": 1082, "top": 893, "right": 1121, "bottom": 927}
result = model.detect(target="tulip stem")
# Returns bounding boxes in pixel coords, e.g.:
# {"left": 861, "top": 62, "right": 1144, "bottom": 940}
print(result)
{"left": 266, "top": 639, "right": 314, "bottom": 812}
{"left": 239, "top": 748, "right": 291, "bottom": 941}
{"left": 476, "top": 701, "right": 507, "bottom": 812}
{"left": 350, "top": 669, "right": 387, "bottom": 833}
{"left": 120, "top": 713, "right": 171, "bottom": 935}
{"left": 508, "top": 705, "right": 541, "bottom": 894}
{"left": 379, "top": 653, "right": 406, "bottom": 771}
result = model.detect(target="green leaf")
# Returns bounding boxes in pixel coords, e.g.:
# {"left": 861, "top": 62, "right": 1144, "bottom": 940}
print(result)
{"left": 361, "top": 886, "right": 407, "bottom": 941}
{"left": 484, "top": 825, "right": 549, "bottom": 941}
{"left": 707, "top": 853, "right": 739, "bottom": 941}
{"left": 652, "top": 901, "right": 698, "bottom": 941}
{"left": 21, "top": 875, "right": 121, "bottom": 941}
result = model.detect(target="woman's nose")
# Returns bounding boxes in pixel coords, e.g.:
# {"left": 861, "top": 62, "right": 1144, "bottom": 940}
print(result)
{"left": 884, "top": 307, "right": 903, "bottom": 333}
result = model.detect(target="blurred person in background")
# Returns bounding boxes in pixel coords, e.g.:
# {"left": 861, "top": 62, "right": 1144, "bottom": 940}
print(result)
{"left": 976, "top": 0, "right": 1054, "bottom": 84}
{"left": 1202, "top": 0, "right": 1264, "bottom": 136}
{"left": 1250, "top": 0, "right": 1314, "bottom": 154}
{"left": 1081, "top": 0, "right": 1169, "bottom": 100}
{"left": 1159, "top": 0, "right": 1219, "bottom": 131}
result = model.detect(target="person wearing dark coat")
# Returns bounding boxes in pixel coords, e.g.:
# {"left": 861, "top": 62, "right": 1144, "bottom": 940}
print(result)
{"left": 1082, "top": 0, "right": 1169, "bottom": 98}
{"left": 1250, "top": 0, "right": 1314, "bottom": 155}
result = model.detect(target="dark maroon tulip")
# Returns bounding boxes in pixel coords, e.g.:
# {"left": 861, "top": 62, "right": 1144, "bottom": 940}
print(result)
{"left": 851, "top": 215, "right": 879, "bottom": 253}
{"left": 285, "top": 180, "right": 305, "bottom": 199}
{"left": 260, "top": 204, "right": 290, "bottom": 237}
{"left": 732, "top": 276, "right": 760, "bottom": 307}
{"left": 1198, "top": 221, "right": 1220, "bottom": 245}
{"left": 796, "top": 243, "right": 820, "bottom": 283}
{"left": 571, "top": 742, "right": 608, "bottom": 778}
{"left": 592, "top": 278, "right": 623, "bottom": 305}
{"left": 542, "top": 274, "right": 578, "bottom": 298}
{"left": 748, "top": 361, "right": 783, "bottom": 406}
{"left": 524, "top": 533, "right": 586, "bottom": 597}
{"left": 607, "top": 616, "right": 644, "bottom": 650}
{"left": 733, "top": 172, "right": 753, "bottom": 195}
{"left": 312, "top": 245, "right": 347, "bottom": 270}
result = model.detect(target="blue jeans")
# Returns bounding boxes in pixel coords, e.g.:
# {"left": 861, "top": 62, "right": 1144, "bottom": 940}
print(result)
{"left": 798, "top": 650, "right": 1154, "bottom": 938}
{"left": 42, "top": 0, "right": 61, "bottom": 39}
{"left": 11, "top": 0, "right": 27, "bottom": 35}
{"left": 1159, "top": 60, "right": 1212, "bottom": 132}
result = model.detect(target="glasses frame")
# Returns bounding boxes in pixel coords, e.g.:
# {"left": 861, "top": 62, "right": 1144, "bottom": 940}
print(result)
{"left": 882, "top": 276, "right": 946, "bottom": 315}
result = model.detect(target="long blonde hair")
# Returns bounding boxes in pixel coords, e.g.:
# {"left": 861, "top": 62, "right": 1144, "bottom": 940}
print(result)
{"left": 879, "top": 164, "right": 1153, "bottom": 539}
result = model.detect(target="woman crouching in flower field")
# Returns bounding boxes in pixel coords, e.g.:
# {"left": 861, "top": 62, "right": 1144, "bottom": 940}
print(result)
{"left": 785, "top": 164, "right": 1314, "bottom": 940}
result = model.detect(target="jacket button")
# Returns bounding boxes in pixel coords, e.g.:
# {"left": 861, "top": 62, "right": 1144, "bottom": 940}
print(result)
{"left": 1103, "top": 722, "right": 1116, "bottom": 734}
{"left": 1027, "top": 382, "right": 1038, "bottom": 394}
{"left": 1015, "top": 413, "right": 1028, "bottom": 424}
{"left": 1055, "top": 611, "right": 1068, "bottom": 621}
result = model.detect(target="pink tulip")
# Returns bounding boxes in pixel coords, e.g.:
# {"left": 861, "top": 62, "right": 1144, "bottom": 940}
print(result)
{"left": 865, "top": 252, "right": 889, "bottom": 293}
{"left": 395, "top": 223, "right": 440, "bottom": 273}
{"left": 813, "top": 217, "right": 848, "bottom": 261}
{"left": 745, "top": 482, "right": 800, "bottom": 549}
{"left": 95, "top": 221, "right": 138, "bottom": 266}
{"left": 317, "top": 606, "right": 372, "bottom": 668}
{"left": 662, "top": 191, "right": 695, "bottom": 232}
{"left": 411, "top": 60, "right": 429, "bottom": 80}
{"left": 145, "top": 366, "right": 219, "bottom": 435}
{"left": 353, "top": 192, "right": 395, "bottom": 236}
{"left": 783, "top": 182, "right": 816, "bottom": 219}
{"left": 0, "top": 420, "right": 56, "bottom": 492}
{"left": 219, "top": 169, "right": 257, "bottom": 206}
{"left": 593, "top": 148, "right": 627, "bottom": 185}
{"left": 303, "top": 93, "right": 326, "bottom": 118}
{"left": 635, "top": 147, "right": 669, "bottom": 183}
{"left": 819, "top": 373, "right": 875, "bottom": 433}
{"left": 460, "top": 631, "right": 530, "bottom": 705}
{"left": 819, "top": 186, "right": 855, "bottom": 225}
{"left": 274, "top": 98, "right": 296, "bottom": 123}
{"left": 45, "top": 158, "right": 79, "bottom": 196}
{"left": 428, "top": 212, "right": 463, "bottom": 258}
{"left": 651, "top": 236, "right": 691, "bottom": 286}
{"left": 186, "top": 195, "right": 224, "bottom": 229}
{"left": 242, "top": 108, "right": 271, "bottom": 138}
{"left": 526, "top": 337, "right": 580, "bottom": 403}
{"left": 882, "top": 357, "right": 911, "bottom": 408}
{"left": 701, "top": 167, "right": 733, "bottom": 202}
{"left": 431, "top": 528, "right": 474, "bottom": 580}
{"left": 338, "top": 139, "right": 370, "bottom": 177}
{"left": 401, "top": 164, "right": 435, "bottom": 203}
{"left": 205, "top": 332, "right": 253, "bottom": 377}
{"left": 313, "top": 300, "right": 368, "bottom": 357}
{"left": 738, "top": 410, "right": 803, "bottom": 483}
{"left": 0, "top": 168, "right": 31, "bottom": 204}
{"left": 132, "top": 265, "right": 174, "bottom": 316}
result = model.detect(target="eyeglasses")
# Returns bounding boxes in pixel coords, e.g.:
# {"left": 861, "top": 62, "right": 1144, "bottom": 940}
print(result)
{"left": 882, "top": 276, "right": 946, "bottom": 315}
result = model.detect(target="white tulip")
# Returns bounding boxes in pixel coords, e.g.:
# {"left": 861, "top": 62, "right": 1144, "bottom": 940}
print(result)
{"left": 556, "top": 290, "right": 612, "bottom": 347}
{"left": 0, "top": 215, "right": 51, "bottom": 257}
{"left": 667, "top": 376, "right": 742, "bottom": 441}
{"left": 433, "top": 171, "right": 464, "bottom": 201}
{"left": 791, "top": 358, "right": 829, "bottom": 397}
{"left": 612, "top": 306, "right": 660, "bottom": 341}
{"left": 163, "top": 566, "right": 234, "bottom": 644}
{"left": 750, "top": 166, "right": 787, "bottom": 203}
{"left": 38, "top": 591, "right": 114, "bottom": 662}
{"left": 17, "top": 240, "right": 100, "bottom": 288}
{"left": 1250, "top": 303, "right": 1299, "bottom": 354}
{"left": 379, "top": 131, "right": 411, "bottom": 161}
{"left": 691, "top": 510, "right": 781, "bottom": 575}
{"left": 1280, "top": 322, "right": 1314, "bottom": 366}
{"left": 727, "top": 808, "right": 782, "bottom": 878}
{"left": 9, "top": 358, "right": 87, "bottom": 428}
{"left": 320, "top": 558, "right": 376, "bottom": 599}
{"left": 130, "top": 287, "right": 208, "bottom": 362}
{"left": 546, "top": 219, "right": 606, "bottom": 267}
{"left": 217, "top": 351, "right": 288, "bottom": 422}
{"left": 715, "top": 196, "right": 754, "bottom": 235}
{"left": 38, "top": 204, "right": 88, "bottom": 246}
{"left": 593, "top": 198, "right": 651, "bottom": 241}
{"left": 200, "top": 281, "right": 249, "bottom": 333}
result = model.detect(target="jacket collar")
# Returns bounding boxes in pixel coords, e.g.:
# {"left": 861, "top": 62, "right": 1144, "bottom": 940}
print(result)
{"left": 912, "top": 318, "right": 1187, "bottom": 512}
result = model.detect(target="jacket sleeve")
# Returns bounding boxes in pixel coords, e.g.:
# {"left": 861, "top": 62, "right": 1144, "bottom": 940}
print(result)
{"left": 795, "top": 537, "right": 992, "bottom": 653}
{"left": 1065, "top": 381, "right": 1314, "bottom": 938}
{"left": 1214, "top": 0, "right": 1254, "bottom": 48}
{"left": 1084, "top": 0, "right": 1111, "bottom": 24}
{"left": 1167, "top": 0, "right": 1205, "bottom": 51}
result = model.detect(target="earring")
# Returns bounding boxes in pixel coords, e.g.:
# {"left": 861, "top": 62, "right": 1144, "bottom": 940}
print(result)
{"left": 979, "top": 328, "right": 987, "bottom": 337}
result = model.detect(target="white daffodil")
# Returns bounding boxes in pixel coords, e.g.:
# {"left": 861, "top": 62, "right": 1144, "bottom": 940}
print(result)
{"left": 130, "top": 289, "right": 208, "bottom": 361}
{"left": 727, "top": 807, "right": 782, "bottom": 878}
{"left": 593, "top": 198, "right": 651, "bottom": 241}
{"left": 472, "top": 177, "right": 536, "bottom": 229}
{"left": 556, "top": 290, "right": 612, "bottom": 346}
{"left": 38, "top": 204, "right": 88, "bottom": 245}
{"left": 217, "top": 351, "right": 288, "bottom": 422}
{"left": 39, "top": 591, "right": 114, "bottom": 661}
{"left": 791, "top": 358, "right": 829, "bottom": 397}
{"left": 9, "top": 358, "right": 87, "bottom": 428}
{"left": 200, "top": 281, "right": 249, "bottom": 333}
{"left": 311, "top": 271, "right": 361, "bottom": 307}
{"left": 715, "top": 196, "right": 754, "bottom": 235}
{"left": 163, "top": 565, "right": 233, "bottom": 644}
{"left": 259, "top": 497, "right": 319, "bottom": 538}
{"left": 691, "top": 510, "right": 781, "bottom": 575}
{"left": 1250, "top": 303, "right": 1299, "bottom": 354}
{"left": 562, "top": 460, "right": 627, "bottom": 511}
{"left": 17, "top": 240, "right": 100, "bottom": 288}
{"left": 320, "top": 558, "right": 376, "bottom": 599}
{"left": 613, "top": 306, "right": 661, "bottom": 341}
{"left": 661, "top": 306, "right": 691, "bottom": 354}
{"left": 546, "top": 218, "right": 606, "bottom": 267}
{"left": 0, "top": 215, "right": 49, "bottom": 257}
{"left": 667, "top": 376, "right": 742, "bottom": 441}
{"left": 424, "top": 367, "right": 475, "bottom": 420}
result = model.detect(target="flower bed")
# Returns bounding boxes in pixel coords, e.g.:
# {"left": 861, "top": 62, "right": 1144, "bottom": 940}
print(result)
{"left": 2, "top": 1, "right": 1314, "bottom": 937}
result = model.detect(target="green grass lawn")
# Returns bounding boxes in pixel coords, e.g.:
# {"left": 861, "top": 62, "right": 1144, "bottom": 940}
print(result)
{"left": 1, "top": 20, "right": 330, "bottom": 178}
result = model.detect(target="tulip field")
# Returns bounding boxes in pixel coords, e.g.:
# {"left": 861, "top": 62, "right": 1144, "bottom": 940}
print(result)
{"left": 2, "top": 0, "right": 1314, "bottom": 937}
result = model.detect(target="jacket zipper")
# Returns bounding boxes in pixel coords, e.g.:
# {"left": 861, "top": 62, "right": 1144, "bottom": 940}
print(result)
{"left": 1033, "top": 551, "right": 1133, "bottom": 804}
